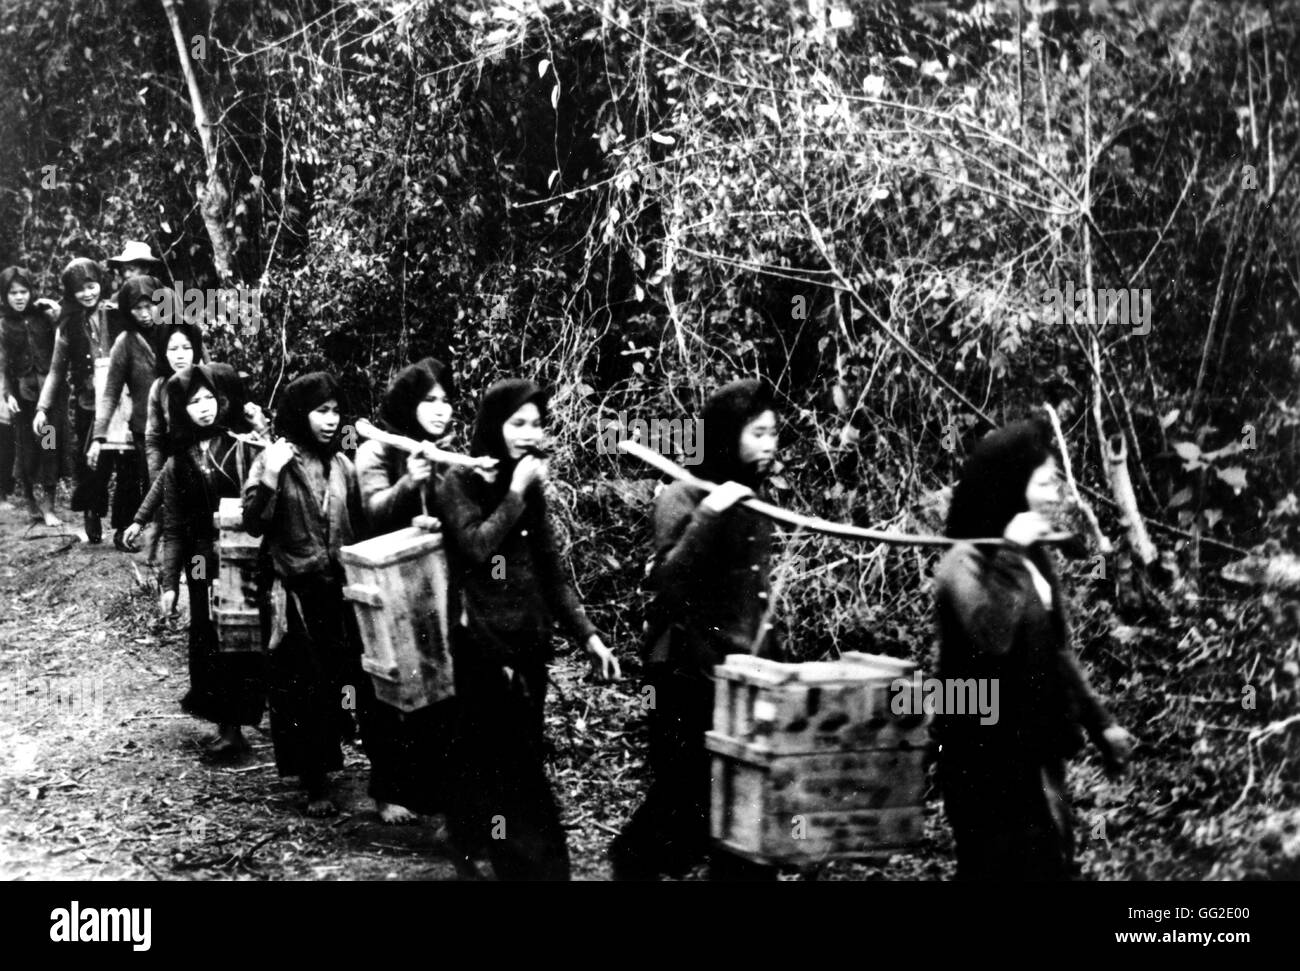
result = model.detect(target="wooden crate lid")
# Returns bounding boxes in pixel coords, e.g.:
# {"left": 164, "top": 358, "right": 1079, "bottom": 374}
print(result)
{"left": 340, "top": 526, "right": 444, "bottom": 567}
{"left": 716, "top": 652, "right": 915, "bottom": 686}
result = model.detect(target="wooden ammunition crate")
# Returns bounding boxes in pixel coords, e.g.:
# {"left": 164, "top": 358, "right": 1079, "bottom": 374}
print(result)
{"left": 707, "top": 734, "right": 928, "bottom": 864}
{"left": 340, "top": 526, "right": 454, "bottom": 713}
{"left": 211, "top": 498, "right": 262, "bottom": 652}
{"left": 712, "top": 652, "right": 932, "bottom": 755}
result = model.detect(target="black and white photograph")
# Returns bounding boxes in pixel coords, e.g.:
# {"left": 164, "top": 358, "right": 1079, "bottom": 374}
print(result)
{"left": 0, "top": 0, "right": 1295, "bottom": 943}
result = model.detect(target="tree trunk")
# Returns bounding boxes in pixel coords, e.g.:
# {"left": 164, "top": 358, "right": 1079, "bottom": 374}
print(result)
{"left": 161, "top": 0, "right": 236, "bottom": 283}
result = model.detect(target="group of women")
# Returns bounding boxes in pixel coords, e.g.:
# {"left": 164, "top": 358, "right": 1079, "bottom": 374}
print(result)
{"left": 2, "top": 247, "right": 1135, "bottom": 881}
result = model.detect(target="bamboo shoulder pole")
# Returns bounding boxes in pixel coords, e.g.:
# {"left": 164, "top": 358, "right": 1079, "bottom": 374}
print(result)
{"left": 616, "top": 440, "right": 1072, "bottom": 549}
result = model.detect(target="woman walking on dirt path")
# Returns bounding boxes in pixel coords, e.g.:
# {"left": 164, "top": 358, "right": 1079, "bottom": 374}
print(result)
{"left": 0, "top": 266, "right": 62, "bottom": 523}
{"left": 934, "top": 418, "right": 1136, "bottom": 881}
{"left": 242, "top": 372, "right": 365, "bottom": 818}
{"left": 35, "top": 258, "right": 123, "bottom": 541}
{"left": 438, "top": 378, "right": 620, "bottom": 880}
{"left": 609, "top": 377, "right": 782, "bottom": 882}
{"left": 123, "top": 323, "right": 231, "bottom": 573}
{"left": 89, "top": 275, "right": 163, "bottom": 550}
{"left": 156, "top": 363, "right": 267, "bottom": 761}
{"left": 354, "top": 357, "right": 461, "bottom": 826}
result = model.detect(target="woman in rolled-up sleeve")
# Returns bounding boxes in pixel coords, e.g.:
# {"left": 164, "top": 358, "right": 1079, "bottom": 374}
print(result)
{"left": 934, "top": 418, "right": 1135, "bottom": 881}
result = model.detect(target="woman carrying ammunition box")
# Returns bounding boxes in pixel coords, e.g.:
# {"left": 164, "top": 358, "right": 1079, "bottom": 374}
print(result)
{"left": 353, "top": 357, "right": 460, "bottom": 825}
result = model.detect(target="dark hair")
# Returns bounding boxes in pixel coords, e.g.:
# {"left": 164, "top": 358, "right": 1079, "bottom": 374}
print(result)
{"left": 114, "top": 276, "right": 163, "bottom": 333}
{"left": 276, "top": 371, "right": 343, "bottom": 454}
{"left": 0, "top": 266, "right": 36, "bottom": 317}
{"left": 945, "top": 418, "right": 1054, "bottom": 542}
{"left": 697, "top": 377, "right": 777, "bottom": 487}
{"left": 377, "top": 357, "right": 455, "bottom": 440}
{"left": 153, "top": 322, "right": 205, "bottom": 380}
{"left": 166, "top": 365, "right": 227, "bottom": 448}
{"left": 60, "top": 258, "right": 104, "bottom": 300}
{"left": 468, "top": 378, "right": 548, "bottom": 462}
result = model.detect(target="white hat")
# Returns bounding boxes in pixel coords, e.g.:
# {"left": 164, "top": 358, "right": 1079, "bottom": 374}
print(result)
{"left": 107, "top": 241, "right": 160, "bottom": 266}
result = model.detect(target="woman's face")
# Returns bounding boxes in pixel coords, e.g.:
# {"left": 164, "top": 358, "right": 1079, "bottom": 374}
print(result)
{"left": 738, "top": 409, "right": 778, "bottom": 472}
{"left": 501, "top": 401, "right": 544, "bottom": 459}
{"left": 186, "top": 386, "right": 218, "bottom": 428}
{"left": 1025, "top": 457, "right": 1063, "bottom": 514}
{"left": 6, "top": 283, "right": 30, "bottom": 313}
{"left": 74, "top": 281, "right": 101, "bottom": 308}
{"left": 415, "top": 382, "right": 452, "bottom": 439}
{"left": 166, "top": 332, "right": 195, "bottom": 373}
{"left": 308, "top": 398, "right": 341, "bottom": 445}
{"left": 130, "top": 300, "right": 156, "bottom": 329}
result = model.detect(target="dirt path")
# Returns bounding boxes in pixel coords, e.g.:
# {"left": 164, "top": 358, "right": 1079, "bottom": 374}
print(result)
{"left": 0, "top": 498, "right": 960, "bottom": 881}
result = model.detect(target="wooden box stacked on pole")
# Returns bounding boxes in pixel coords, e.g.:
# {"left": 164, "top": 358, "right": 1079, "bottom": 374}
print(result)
{"left": 340, "top": 526, "right": 454, "bottom": 713}
{"left": 707, "top": 652, "right": 932, "bottom": 865}
{"left": 210, "top": 497, "right": 262, "bottom": 652}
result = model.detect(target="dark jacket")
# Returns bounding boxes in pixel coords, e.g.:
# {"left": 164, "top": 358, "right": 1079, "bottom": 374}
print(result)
{"left": 94, "top": 276, "right": 163, "bottom": 440}
{"left": 94, "top": 330, "right": 155, "bottom": 440}
{"left": 40, "top": 303, "right": 116, "bottom": 413}
{"left": 643, "top": 480, "right": 778, "bottom": 677}
{"left": 242, "top": 449, "right": 360, "bottom": 581}
{"left": 934, "top": 542, "right": 1114, "bottom": 763}
{"left": 0, "top": 267, "right": 60, "bottom": 403}
{"left": 144, "top": 377, "right": 169, "bottom": 480}
{"left": 159, "top": 435, "right": 254, "bottom": 594}
{"left": 438, "top": 466, "right": 599, "bottom": 666}
{"left": 641, "top": 377, "right": 780, "bottom": 677}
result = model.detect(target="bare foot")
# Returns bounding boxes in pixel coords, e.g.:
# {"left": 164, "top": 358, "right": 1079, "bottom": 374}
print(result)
{"left": 377, "top": 802, "right": 419, "bottom": 825}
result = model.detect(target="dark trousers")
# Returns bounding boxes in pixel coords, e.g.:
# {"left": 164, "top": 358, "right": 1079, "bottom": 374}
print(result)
{"left": 613, "top": 666, "right": 776, "bottom": 881}
{"left": 180, "top": 550, "right": 266, "bottom": 728}
{"left": 0, "top": 417, "right": 13, "bottom": 497}
{"left": 13, "top": 396, "right": 59, "bottom": 496}
{"left": 940, "top": 748, "right": 1075, "bottom": 881}
{"left": 355, "top": 678, "right": 456, "bottom": 815}
{"left": 267, "top": 573, "right": 358, "bottom": 780}
{"left": 445, "top": 630, "right": 569, "bottom": 881}
{"left": 613, "top": 667, "right": 715, "bottom": 876}
{"left": 109, "top": 433, "right": 148, "bottom": 530}
{"left": 70, "top": 404, "right": 110, "bottom": 516}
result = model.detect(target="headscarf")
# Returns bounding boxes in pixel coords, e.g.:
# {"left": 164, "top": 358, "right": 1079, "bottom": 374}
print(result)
{"left": 152, "top": 322, "right": 206, "bottom": 380}
{"left": 468, "top": 378, "right": 548, "bottom": 462}
{"left": 376, "top": 357, "right": 455, "bottom": 440}
{"left": 166, "top": 364, "right": 228, "bottom": 448}
{"left": 945, "top": 417, "right": 1069, "bottom": 578}
{"left": 114, "top": 276, "right": 163, "bottom": 333}
{"left": 276, "top": 371, "right": 343, "bottom": 455}
{"left": 697, "top": 378, "right": 776, "bottom": 488}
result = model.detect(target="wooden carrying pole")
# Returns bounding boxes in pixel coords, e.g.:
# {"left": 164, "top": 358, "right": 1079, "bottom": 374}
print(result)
{"left": 616, "top": 440, "right": 1073, "bottom": 549}
{"left": 353, "top": 419, "right": 492, "bottom": 470}
{"left": 229, "top": 421, "right": 487, "bottom": 472}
